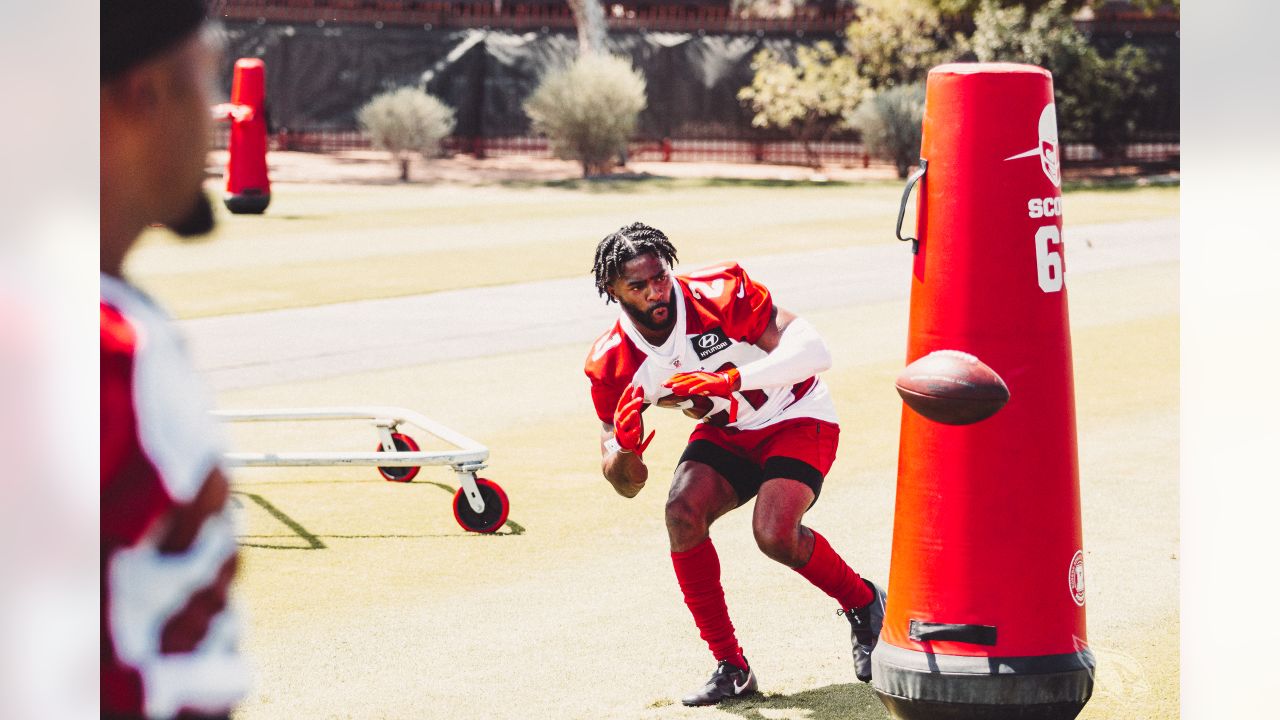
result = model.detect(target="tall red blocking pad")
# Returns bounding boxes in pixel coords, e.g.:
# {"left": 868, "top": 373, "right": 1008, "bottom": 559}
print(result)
{"left": 222, "top": 58, "right": 270, "bottom": 214}
{"left": 872, "top": 64, "right": 1094, "bottom": 719}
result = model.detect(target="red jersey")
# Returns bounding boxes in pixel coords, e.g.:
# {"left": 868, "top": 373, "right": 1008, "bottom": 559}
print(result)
{"left": 585, "top": 263, "right": 837, "bottom": 432}
{"left": 101, "top": 275, "right": 249, "bottom": 719}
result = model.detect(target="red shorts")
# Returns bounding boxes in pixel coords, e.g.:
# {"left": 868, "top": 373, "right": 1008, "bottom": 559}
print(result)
{"left": 680, "top": 418, "right": 840, "bottom": 505}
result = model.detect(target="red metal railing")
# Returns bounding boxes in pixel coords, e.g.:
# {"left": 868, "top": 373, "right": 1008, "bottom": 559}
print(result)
{"left": 1060, "top": 142, "right": 1180, "bottom": 164}
{"left": 215, "top": 126, "right": 1179, "bottom": 167}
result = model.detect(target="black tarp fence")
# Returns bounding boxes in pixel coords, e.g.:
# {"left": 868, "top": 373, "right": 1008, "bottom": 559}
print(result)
{"left": 219, "top": 21, "right": 833, "bottom": 140}
{"left": 219, "top": 20, "right": 1179, "bottom": 143}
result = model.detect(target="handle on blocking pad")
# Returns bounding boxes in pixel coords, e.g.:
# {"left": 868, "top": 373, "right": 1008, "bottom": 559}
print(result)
{"left": 896, "top": 158, "right": 928, "bottom": 254}
{"left": 909, "top": 619, "right": 998, "bottom": 646}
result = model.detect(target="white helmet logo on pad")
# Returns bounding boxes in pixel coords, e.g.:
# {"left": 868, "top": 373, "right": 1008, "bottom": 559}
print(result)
{"left": 1004, "top": 103, "right": 1061, "bottom": 188}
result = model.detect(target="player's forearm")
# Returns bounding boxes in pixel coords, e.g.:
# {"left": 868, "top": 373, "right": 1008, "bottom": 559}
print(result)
{"left": 738, "top": 317, "right": 832, "bottom": 390}
{"left": 603, "top": 449, "right": 648, "bottom": 498}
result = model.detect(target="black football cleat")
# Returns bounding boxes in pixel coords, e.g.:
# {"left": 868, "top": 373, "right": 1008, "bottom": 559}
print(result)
{"left": 840, "top": 579, "right": 886, "bottom": 683}
{"left": 680, "top": 657, "right": 758, "bottom": 706}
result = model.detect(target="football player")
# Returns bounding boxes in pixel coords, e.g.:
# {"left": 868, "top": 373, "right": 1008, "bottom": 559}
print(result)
{"left": 584, "top": 222, "right": 886, "bottom": 705}
{"left": 101, "top": 2, "right": 249, "bottom": 718}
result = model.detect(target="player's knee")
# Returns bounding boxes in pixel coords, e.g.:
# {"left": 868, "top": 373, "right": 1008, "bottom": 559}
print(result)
{"left": 753, "top": 519, "right": 803, "bottom": 565}
{"left": 665, "top": 496, "right": 708, "bottom": 541}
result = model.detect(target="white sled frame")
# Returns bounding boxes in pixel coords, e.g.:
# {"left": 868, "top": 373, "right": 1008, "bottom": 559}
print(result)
{"left": 213, "top": 406, "right": 490, "bottom": 514}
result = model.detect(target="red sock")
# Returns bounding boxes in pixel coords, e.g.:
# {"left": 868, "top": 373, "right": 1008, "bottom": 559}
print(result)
{"left": 794, "top": 530, "right": 873, "bottom": 610}
{"left": 671, "top": 538, "right": 746, "bottom": 668}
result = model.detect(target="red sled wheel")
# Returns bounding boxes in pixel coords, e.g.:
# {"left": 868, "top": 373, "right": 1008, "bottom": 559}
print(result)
{"left": 376, "top": 432, "right": 420, "bottom": 483}
{"left": 452, "top": 478, "right": 509, "bottom": 534}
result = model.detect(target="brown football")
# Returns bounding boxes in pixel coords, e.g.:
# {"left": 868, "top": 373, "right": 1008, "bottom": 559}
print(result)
{"left": 654, "top": 392, "right": 714, "bottom": 420}
{"left": 895, "top": 350, "right": 1010, "bottom": 425}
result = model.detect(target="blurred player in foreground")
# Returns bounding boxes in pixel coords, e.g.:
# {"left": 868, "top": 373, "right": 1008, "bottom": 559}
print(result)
{"left": 101, "top": 2, "right": 249, "bottom": 718}
{"left": 585, "top": 223, "right": 886, "bottom": 705}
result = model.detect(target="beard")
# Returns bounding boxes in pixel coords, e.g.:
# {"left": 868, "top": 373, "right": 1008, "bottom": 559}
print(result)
{"left": 621, "top": 292, "right": 676, "bottom": 332}
{"left": 168, "top": 190, "right": 215, "bottom": 238}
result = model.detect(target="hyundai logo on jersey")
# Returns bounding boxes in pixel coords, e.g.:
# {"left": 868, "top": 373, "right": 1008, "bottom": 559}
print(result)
{"left": 693, "top": 328, "right": 731, "bottom": 360}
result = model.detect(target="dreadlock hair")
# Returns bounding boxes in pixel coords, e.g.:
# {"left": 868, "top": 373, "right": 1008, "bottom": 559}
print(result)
{"left": 592, "top": 222, "right": 679, "bottom": 304}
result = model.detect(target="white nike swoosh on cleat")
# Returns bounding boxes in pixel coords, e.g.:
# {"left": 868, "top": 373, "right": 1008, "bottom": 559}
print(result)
{"left": 733, "top": 670, "right": 753, "bottom": 694}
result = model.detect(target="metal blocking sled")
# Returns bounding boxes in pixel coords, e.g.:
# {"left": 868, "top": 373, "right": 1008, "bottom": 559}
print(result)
{"left": 214, "top": 406, "right": 509, "bottom": 533}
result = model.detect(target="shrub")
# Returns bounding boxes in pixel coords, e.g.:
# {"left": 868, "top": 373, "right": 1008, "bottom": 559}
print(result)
{"left": 969, "top": 0, "right": 1158, "bottom": 157}
{"left": 845, "top": 0, "right": 964, "bottom": 90}
{"left": 925, "top": 0, "right": 1090, "bottom": 17}
{"left": 524, "top": 54, "right": 648, "bottom": 177}
{"left": 852, "top": 83, "right": 927, "bottom": 178}
{"left": 738, "top": 42, "right": 867, "bottom": 168}
{"left": 357, "top": 87, "right": 456, "bottom": 181}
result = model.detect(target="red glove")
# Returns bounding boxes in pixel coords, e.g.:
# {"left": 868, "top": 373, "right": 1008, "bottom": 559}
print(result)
{"left": 612, "top": 384, "right": 655, "bottom": 457}
{"left": 662, "top": 368, "right": 741, "bottom": 398}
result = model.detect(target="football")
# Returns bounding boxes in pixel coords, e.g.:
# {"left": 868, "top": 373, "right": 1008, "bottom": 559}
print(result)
{"left": 655, "top": 392, "right": 715, "bottom": 420}
{"left": 895, "top": 350, "right": 1010, "bottom": 425}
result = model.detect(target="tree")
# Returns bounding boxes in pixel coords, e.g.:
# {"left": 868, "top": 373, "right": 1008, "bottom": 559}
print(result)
{"left": 524, "top": 54, "right": 647, "bottom": 177}
{"left": 1065, "top": 43, "right": 1158, "bottom": 156}
{"left": 1125, "top": 0, "right": 1179, "bottom": 12}
{"left": 566, "top": 0, "right": 608, "bottom": 56}
{"left": 845, "top": 0, "right": 964, "bottom": 90}
{"left": 851, "top": 83, "right": 927, "bottom": 178}
{"left": 928, "top": 0, "right": 1177, "bottom": 17}
{"left": 969, "top": 0, "right": 1157, "bottom": 157}
{"left": 926, "top": 0, "right": 1088, "bottom": 18}
{"left": 737, "top": 42, "right": 867, "bottom": 168}
{"left": 357, "top": 87, "right": 456, "bottom": 181}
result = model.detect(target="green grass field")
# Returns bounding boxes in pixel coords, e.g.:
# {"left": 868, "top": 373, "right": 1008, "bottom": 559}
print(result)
{"left": 128, "top": 174, "right": 1179, "bottom": 720}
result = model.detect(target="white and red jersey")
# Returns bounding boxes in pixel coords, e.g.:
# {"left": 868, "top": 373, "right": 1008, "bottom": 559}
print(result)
{"left": 585, "top": 262, "right": 837, "bottom": 432}
{"left": 101, "top": 274, "right": 249, "bottom": 719}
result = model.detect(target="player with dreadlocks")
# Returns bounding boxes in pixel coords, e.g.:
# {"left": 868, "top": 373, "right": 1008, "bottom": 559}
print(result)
{"left": 592, "top": 222, "right": 680, "bottom": 311}
{"left": 584, "top": 222, "right": 886, "bottom": 706}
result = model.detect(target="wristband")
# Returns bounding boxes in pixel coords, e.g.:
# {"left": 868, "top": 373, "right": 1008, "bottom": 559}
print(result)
{"left": 604, "top": 437, "right": 624, "bottom": 454}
